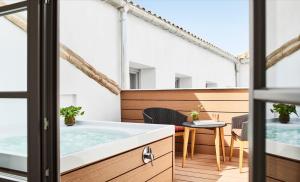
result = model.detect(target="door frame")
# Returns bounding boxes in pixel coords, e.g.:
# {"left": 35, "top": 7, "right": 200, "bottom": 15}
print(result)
{"left": 250, "top": 0, "right": 300, "bottom": 181}
{"left": 249, "top": 0, "right": 266, "bottom": 181}
{"left": 0, "top": 0, "right": 59, "bottom": 181}
{"left": 41, "top": 0, "right": 60, "bottom": 181}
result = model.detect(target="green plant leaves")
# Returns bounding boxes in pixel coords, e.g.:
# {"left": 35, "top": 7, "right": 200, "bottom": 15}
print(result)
{"left": 270, "top": 103, "right": 298, "bottom": 117}
{"left": 190, "top": 111, "right": 199, "bottom": 117}
{"left": 60, "top": 106, "right": 85, "bottom": 119}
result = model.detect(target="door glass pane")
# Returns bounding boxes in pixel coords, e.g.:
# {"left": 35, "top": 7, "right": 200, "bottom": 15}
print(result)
{"left": 266, "top": 102, "right": 300, "bottom": 158}
{"left": 266, "top": 0, "right": 300, "bottom": 88}
{"left": 0, "top": 11, "right": 27, "bottom": 91}
{"left": 265, "top": 102, "right": 300, "bottom": 181}
{"left": 0, "top": 7, "right": 28, "bottom": 180}
{"left": 0, "top": 99, "right": 27, "bottom": 173}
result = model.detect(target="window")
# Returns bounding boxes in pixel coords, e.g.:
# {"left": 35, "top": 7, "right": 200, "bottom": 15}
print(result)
{"left": 175, "top": 78, "right": 180, "bottom": 88}
{"left": 130, "top": 68, "right": 140, "bottom": 89}
{"left": 129, "top": 62, "right": 156, "bottom": 89}
{"left": 175, "top": 74, "right": 192, "bottom": 88}
{"left": 205, "top": 81, "right": 218, "bottom": 88}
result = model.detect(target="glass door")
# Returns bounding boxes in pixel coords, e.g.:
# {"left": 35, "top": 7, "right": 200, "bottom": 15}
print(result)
{"left": 250, "top": 0, "right": 300, "bottom": 181}
{"left": 0, "top": 0, "right": 59, "bottom": 181}
{"left": 0, "top": 2, "right": 31, "bottom": 181}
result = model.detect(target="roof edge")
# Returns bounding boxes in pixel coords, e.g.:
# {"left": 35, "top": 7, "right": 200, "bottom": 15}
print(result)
{"left": 103, "top": 0, "right": 238, "bottom": 63}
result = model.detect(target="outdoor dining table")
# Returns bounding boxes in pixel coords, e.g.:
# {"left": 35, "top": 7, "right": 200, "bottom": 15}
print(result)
{"left": 182, "top": 120, "right": 227, "bottom": 171}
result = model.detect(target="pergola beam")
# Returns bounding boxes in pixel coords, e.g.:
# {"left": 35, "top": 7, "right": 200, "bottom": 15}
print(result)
{"left": 266, "top": 35, "right": 300, "bottom": 69}
{"left": 0, "top": 0, "right": 121, "bottom": 95}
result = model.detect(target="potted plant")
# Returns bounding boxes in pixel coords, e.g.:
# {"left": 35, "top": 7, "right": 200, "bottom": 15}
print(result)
{"left": 270, "top": 103, "right": 298, "bottom": 123}
{"left": 60, "top": 106, "right": 85, "bottom": 126}
{"left": 190, "top": 111, "right": 199, "bottom": 121}
{"left": 190, "top": 104, "right": 204, "bottom": 121}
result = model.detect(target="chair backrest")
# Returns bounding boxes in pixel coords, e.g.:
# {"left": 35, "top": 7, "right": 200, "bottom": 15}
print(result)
{"left": 143, "top": 107, "right": 187, "bottom": 126}
{"left": 232, "top": 114, "right": 248, "bottom": 129}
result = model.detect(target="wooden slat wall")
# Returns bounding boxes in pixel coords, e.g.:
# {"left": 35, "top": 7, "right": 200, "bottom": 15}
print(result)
{"left": 121, "top": 89, "right": 249, "bottom": 157}
{"left": 266, "top": 154, "right": 300, "bottom": 182}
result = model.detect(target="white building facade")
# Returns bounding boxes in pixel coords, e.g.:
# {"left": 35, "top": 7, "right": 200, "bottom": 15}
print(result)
{"left": 58, "top": 0, "right": 238, "bottom": 121}
{"left": 3, "top": 0, "right": 299, "bottom": 122}
{"left": 237, "top": 53, "right": 250, "bottom": 88}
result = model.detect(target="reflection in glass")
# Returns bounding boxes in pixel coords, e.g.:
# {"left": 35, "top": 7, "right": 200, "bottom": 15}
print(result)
{"left": 0, "top": 11, "right": 27, "bottom": 91}
{"left": 266, "top": 102, "right": 300, "bottom": 160}
{"left": 266, "top": 0, "right": 300, "bottom": 88}
{"left": 0, "top": 99, "right": 27, "bottom": 172}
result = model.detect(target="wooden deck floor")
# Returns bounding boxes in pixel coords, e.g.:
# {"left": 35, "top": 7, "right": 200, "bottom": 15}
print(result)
{"left": 174, "top": 153, "right": 249, "bottom": 182}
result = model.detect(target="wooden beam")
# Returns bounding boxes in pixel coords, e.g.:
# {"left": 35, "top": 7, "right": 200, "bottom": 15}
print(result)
{"left": 60, "top": 44, "right": 121, "bottom": 95}
{"left": 0, "top": 0, "right": 121, "bottom": 95}
{"left": 266, "top": 35, "right": 300, "bottom": 69}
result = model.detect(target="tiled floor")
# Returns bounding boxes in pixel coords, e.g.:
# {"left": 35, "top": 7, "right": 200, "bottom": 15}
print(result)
{"left": 174, "top": 153, "right": 249, "bottom": 182}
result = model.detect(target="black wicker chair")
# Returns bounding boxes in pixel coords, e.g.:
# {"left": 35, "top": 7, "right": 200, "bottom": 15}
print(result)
{"left": 143, "top": 107, "right": 187, "bottom": 135}
{"left": 143, "top": 107, "right": 187, "bottom": 126}
{"left": 144, "top": 107, "right": 191, "bottom": 158}
{"left": 229, "top": 114, "right": 248, "bottom": 172}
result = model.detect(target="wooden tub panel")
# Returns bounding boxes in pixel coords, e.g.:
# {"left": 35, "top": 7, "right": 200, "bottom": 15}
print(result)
{"left": 109, "top": 152, "right": 173, "bottom": 182}
{"left": 147, "top": 167, "right": 173, "bottom": 182}
{"left": 266, "top": 154, "right": 300, "bottom": 182}
{"left": 61, "top": 136, "right": 173, "bottom": 182}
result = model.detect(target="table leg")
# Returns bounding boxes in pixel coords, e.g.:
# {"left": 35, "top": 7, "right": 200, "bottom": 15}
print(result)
{"left": 190, "top": 128, "right": 196, "bottom": 159}
{"left": 182, "top": 127, "right": 190, "bottom": 168}
{"left": 214, "top": 128, "right": 221, "bottom": 171}
{"left": 220, "top": 127, "right": 226, "bottom": 162}
{"left": 239, "top": 140, "right": 244, "bottom": 173}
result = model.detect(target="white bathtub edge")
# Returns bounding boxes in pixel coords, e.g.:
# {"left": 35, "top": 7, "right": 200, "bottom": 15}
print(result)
{"left": 266, "top": 139, "right": 300, "bottom": 161}
{"left": 60, "top": 122, "right": 174, "bottom": 173}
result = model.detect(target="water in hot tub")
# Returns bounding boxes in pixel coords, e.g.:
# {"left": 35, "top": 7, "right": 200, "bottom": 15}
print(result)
{"left": 0, "top": 127, "right": 131, "bottom": 156}
{"left": 266, "top": 124, "right": 300, "bottom": 147}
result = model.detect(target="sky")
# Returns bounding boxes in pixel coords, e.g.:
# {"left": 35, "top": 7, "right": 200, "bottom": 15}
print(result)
{"left": 133, "top": 0, "right": 249, "bottom": 55}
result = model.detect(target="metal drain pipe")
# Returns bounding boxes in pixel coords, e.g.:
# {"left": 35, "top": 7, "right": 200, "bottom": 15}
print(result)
{"left": 120, "top": 5, "right": 130, "bottom": 89}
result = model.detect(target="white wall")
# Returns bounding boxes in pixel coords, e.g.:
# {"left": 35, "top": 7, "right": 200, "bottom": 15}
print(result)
{"left": 59, "top": 0, "right": 300, "bottom": 121}
{"left": 60, "top": 0, "right": 121, "bottom": 121}
{"left": 127, "top": 13, "right": 236, "bottom": 89}
{"left": 266, "top": 0, "right": 300, "bottom": 118}
{"left": 238, "top": 1, "right": 300, "bottom": 90}
{"left": 179, "top": 77, "right": 193, "bottom": 88}
{"left": 266, "top": 0, "right": 300, "bottom": 88}
{"left": 140, "top": 69, "right": 156, "bottom": 89}
{"left": 1, "top": 0, "right": 239, "bottom": 124}
{"left": 237, "top": 61, "right": 250, "bottom": 88}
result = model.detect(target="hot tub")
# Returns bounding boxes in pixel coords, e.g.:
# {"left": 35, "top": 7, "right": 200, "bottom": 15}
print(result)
{"left": 0, "top": 120, "right": 174, "bottom": 173}
{"left": 266, "top": 118, "right": 300, "bottom": 160}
